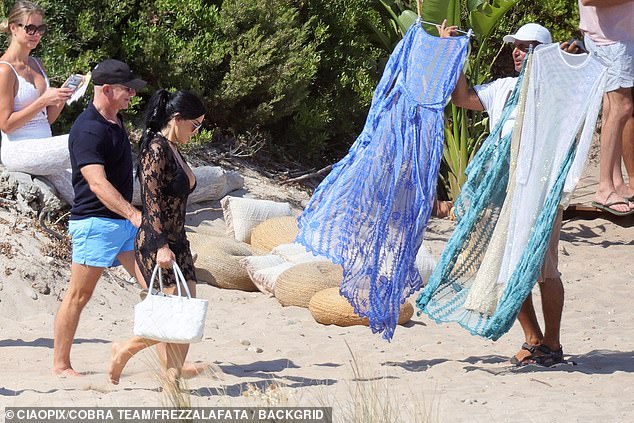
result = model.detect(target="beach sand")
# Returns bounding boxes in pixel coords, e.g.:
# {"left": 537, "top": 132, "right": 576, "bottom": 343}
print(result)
{"left": 0, "top": 159, "right": 633, "bottom": 422}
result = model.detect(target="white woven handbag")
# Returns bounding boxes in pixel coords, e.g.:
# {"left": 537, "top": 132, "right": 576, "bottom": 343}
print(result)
{"left": 134, "top": 263, "right": 208, "bottom": 343}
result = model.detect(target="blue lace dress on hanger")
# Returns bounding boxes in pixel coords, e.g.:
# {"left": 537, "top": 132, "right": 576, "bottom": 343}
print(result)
{"left": 296, "top": 22, "right": 469, "bottom": 340}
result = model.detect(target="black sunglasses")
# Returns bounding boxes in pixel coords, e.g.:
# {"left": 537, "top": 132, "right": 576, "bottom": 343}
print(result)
{"left": 113, "top": 84, "right": 135, "bottom": 94}
{"left": 513, "top": 42, "right": 538, "bottom": 53}
{"left": 18, "top": 23, "right": 47, "bottom": 36}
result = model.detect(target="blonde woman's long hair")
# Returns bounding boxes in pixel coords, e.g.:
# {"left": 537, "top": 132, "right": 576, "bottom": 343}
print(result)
{"left": 0, "top": 1, "right": 45, "bottom": 35}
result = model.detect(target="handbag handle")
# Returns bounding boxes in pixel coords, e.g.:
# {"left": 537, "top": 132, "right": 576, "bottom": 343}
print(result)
{"left": 148, "top": 262, "right": 193, "bottom": 299}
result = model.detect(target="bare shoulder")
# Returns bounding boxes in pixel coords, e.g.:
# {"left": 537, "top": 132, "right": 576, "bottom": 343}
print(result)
{"left": 0, "top": 62, "right": 17, "bottom": 86}
{"left": 0, "top": 61, "right": 15, "bottom": 76}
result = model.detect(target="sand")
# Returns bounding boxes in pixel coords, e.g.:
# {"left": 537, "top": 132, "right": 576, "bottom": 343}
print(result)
{"left": 1, "top": 160, "right": 633, "bottom": 423}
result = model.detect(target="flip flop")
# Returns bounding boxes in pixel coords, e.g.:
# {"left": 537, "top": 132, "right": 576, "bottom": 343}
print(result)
{"left": 591, "top": 201, "right": 634, "bottom": 216}
{"left": 591, "top": 192, "right": 634, "bottom": 216}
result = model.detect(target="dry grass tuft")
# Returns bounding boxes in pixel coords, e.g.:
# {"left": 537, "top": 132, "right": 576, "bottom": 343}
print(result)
{"left": 242, "top": 381, "right": 292, "bottom": 406}
{"left": 330, "top": 341, "right": 439, "bottom": 423}
{"left": 40, "top": 236, "right": 72, "bottom": 262}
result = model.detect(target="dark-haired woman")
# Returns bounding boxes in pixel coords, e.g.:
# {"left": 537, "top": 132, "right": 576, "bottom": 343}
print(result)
{"left": 135, "top": 89, "right": 205, "bottom": 295}
{"left": 109, "top": 89, "right": 207, "bottom": 386}
{"left": 0, "top": 1, "right": 74, "bottom": 202}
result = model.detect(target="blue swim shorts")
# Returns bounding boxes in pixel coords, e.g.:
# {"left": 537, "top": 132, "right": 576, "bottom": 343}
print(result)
{"left": 68, "top": 217, "right": 138, "bottom": 267}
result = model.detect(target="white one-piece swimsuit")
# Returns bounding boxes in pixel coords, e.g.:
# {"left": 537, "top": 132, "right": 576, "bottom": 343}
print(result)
{"left": 0, "top": 59, "right": 73, "bottom": 203}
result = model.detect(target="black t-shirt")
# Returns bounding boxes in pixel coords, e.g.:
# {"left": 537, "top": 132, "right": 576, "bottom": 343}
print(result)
{"left": 69, "top": 103, "right": 133, "bottom": 220}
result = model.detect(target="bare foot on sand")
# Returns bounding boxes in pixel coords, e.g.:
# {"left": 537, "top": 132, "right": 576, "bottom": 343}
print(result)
{"left": 182, "top": 362, "right": 225, "bottom": 380}
{"left": 108, "top": 342, "right": 130, "bottom": 385}
{"left": 52, "top": 367, "right": 82, "bottom": 377}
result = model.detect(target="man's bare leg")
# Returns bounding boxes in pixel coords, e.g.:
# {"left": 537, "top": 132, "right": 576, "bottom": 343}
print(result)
{"left": 513, "top": 294, "right": 544, "bottom": 362}
{"left": 539, "top": 277, "right": 564, "bottom": 352}
{"left": 595, "top": 88, "right": 634, "bottom": 212}
{"left": 53, "top": 263, "right": 104, "bottom": 376}
{"left": 621, "top": 93, "right": 634, "bottom": 193}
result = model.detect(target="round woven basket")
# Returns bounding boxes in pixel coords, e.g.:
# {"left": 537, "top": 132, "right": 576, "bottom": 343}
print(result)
{"left": 309, "top": 288, "right": 415, "bottom": 327}
{"left": 250, "top": 216, "right": 299, "bottom": 252}
{"left": 186, "top": 221, "right": 227, "bottom": 238}
{"left": 187, "top": 233, "right": 257, "bottom": 291}
{"left": 274, "top": 261, "right": 342, "bottom": 308}
{"left": 187, "top": 232, "right": 252, "bottom": 256}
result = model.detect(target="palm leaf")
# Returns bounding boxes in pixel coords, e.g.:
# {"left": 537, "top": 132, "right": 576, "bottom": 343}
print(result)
{"left": 420, "top": 0, "right": 460, "bottom": 27}
{"left": 467, "top": 0, "right": 486, "bottom": 12}
{"left": 397, "top": 10, "right": 418, "bottom": 34}
{"left": 469, "top": 0, "right": 517, "bottom": 40}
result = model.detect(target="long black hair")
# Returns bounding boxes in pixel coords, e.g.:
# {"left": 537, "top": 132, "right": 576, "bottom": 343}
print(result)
{"left": 137, "top": 89, "right": 207, "bottom": 173}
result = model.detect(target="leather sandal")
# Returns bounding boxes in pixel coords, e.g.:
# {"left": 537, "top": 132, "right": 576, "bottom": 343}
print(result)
{"left": 510, "top": 342, "right": 540, "bottom": 365}
{"left": 514, "top": 344, "right": 565, "bottom": 367}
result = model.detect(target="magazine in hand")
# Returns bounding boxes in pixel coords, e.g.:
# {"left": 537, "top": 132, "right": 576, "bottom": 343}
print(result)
{"left": 61, "top": 72, "right": 91, "bottom": 105}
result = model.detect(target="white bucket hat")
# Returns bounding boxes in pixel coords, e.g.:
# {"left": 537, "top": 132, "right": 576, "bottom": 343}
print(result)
{"left": 502, "top": 23, "right": 552, "bottom": 45}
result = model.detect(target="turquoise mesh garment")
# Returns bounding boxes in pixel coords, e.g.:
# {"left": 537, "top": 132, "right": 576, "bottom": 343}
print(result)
{"left": 296, "top": 22, "right": 469, "bottom": 340}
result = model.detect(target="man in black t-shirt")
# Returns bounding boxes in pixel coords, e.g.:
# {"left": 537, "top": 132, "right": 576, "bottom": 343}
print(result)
{"left": 53, "top": 59, "right": 146, "bottom": 377}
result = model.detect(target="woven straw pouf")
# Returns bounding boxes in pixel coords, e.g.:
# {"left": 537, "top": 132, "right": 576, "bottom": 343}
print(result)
{"left": 187, "top": 233, "right": 258, "bottom": 291}
{"left": 309, "top": 287, "right": 415, "bottom": 327}
{"left": 250, "top": 216, "right": 299, "bottom": 252}
{"left": 274, "top": 261, "right": 342, "bottom": 308}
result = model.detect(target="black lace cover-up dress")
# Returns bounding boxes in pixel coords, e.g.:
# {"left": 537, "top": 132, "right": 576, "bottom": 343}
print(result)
{"left": 135, "top": 134, "right": 197, "bottom": 286}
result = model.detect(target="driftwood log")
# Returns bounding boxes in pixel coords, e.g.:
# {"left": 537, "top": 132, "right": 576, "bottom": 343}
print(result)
{"left": 1, "top": 164, "right": 244, "bottom": 214}
{"left": 281, "top": 165, "right": 332, "bottom": 185}
{"left": 132, "top": 165, "right": 244, "bottom": 206}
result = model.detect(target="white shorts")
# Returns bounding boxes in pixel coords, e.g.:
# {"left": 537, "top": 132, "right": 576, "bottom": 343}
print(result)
{"left": 584, "top": 35, "right": 634, "bottom": 92}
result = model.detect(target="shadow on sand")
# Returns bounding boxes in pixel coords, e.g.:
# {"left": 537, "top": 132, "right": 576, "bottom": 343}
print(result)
{"left": 381, "top": 358, "right": 450, "bottom": 372}
{"left": 189, "top": 358, "right": 337, "bottom": 397}
{"left": 561, "top": 218, "right": 634, "bottom": 247}
{"left": 0, "top": 338, "right": 110, "bottom": 349}
{"left": 460, "top": 350, "right": 634, "bottom": 375}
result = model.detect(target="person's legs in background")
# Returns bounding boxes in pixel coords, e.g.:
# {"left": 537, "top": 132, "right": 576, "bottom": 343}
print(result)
{"left": 619, "top": 87, "right": 634, "bottom": 196}
{"left": 585, "top": 36, "right": 634, "bottom": 212}
{"left": 596, "top": 87, "right": 634, "bottom": 212}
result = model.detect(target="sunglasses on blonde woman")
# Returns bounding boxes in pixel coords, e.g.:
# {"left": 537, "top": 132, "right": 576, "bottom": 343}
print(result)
{"left": 18, "top": 23, "right": 47, "bottom": 36}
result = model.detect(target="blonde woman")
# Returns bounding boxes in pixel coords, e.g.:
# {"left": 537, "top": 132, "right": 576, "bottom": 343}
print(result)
{"left": 0, "top": 1, "right": 74, "bottom": 202}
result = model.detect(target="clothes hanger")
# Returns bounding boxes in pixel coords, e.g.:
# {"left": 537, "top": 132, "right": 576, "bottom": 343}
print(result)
{"left": 416, "top": 0, "right": 474, "bottom": 37}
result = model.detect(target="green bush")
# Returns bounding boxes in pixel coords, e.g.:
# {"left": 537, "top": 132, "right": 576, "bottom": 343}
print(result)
{"left": 272, "top": 0, "right": 385, "bottom": 163}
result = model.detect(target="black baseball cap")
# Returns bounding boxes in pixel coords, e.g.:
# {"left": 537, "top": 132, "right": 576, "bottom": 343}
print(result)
{"left": 92, "top": 59, "right": 147, "bottom": 91}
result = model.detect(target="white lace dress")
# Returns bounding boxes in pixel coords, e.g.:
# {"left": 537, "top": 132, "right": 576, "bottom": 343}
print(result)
{"left": 0, "top": 59, "right": 73, "bottom": 203}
